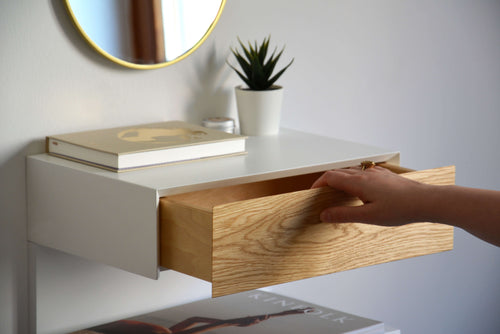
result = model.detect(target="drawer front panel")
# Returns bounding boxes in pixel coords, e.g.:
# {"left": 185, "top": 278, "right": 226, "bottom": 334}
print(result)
{"left": 211, "top": 166, "right": 455, "bottom": 297}
{"left": 160, "top": 165, "right": 455, "bottom": 297}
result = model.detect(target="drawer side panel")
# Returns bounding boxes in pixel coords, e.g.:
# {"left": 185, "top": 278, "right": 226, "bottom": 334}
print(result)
{"left": 159, "top": 200, "right": 213, "bottom": 282}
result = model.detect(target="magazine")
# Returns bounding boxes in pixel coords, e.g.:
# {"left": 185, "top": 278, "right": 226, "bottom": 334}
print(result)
{"left": 69, "top": 290, "right": 386, "bottom": 334}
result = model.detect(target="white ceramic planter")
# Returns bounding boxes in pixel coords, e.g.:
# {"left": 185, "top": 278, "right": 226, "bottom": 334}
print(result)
{"left": 235, "top": 85, "right": 283, "bottom": 136}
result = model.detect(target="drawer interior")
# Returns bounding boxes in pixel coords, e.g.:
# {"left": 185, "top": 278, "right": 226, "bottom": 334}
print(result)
{"left": 162, "top": 163, "right": 412, "bottom": 210}
{"left": 162, "top": 172, "right": 323, "bottom": 211}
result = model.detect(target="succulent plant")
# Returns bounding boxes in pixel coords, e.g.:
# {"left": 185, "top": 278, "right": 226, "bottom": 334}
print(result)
{"left": 227, "top": 36, "right": 294, "bottom": 90}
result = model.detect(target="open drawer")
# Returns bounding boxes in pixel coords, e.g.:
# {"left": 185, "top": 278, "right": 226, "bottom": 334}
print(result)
{"left": 159, "top": 163, "right": 455, "bottom": 297}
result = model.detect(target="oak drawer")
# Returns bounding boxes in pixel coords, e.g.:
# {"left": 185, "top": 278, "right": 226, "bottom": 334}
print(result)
{"left": 159, "top": 163, "right": 455, "bottom": 297}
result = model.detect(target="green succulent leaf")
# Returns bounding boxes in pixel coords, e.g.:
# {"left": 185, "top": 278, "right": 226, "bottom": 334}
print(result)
{"left": 263, "top": 47, "right": 280, "bottom": 79}
{"left": 232, "top": 50, "right": 252, "bottom": 79}
{"left": 237, "top": 37, "right": 252, "bottom": 62}
{"left": 228, "top": 36, "right": 293, "bottom": 90}
{"left": 268, "top": 58, "right": 294, "bottom": 87}
{"left": 258, "top": 37, "right": 270, "bottom": 65}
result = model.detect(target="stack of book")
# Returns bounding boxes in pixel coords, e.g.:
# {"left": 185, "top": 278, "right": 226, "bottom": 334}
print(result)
{"left": 46, "top": 121, "right": 247, "bottom": 172}
{"left": 69, "top": 290, "right": 399, "bottom": 334}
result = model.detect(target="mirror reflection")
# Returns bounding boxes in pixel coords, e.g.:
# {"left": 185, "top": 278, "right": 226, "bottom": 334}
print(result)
{"left": 65, "top": 0, "right": 225, "bottom": 69}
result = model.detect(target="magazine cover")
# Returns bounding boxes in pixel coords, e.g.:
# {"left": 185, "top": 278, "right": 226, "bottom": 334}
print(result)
{"left": 70, "top": 290, "right": 385, "bottom": 334}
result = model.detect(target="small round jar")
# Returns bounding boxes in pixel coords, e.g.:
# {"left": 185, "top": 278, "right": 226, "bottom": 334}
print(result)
{"left": 202, "top": 117, "right": 236, "bottom": 134}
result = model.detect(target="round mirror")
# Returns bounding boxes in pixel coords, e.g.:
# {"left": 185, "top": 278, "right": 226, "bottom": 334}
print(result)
{"left": 65, "top": 0, "right": 226, "bottom": 69}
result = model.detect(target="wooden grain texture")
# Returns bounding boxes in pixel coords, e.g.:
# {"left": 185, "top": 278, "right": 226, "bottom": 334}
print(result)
{"left": 211, "top": 166, "right": 455, "bottom": 296}
{"left": 159, "top": 165, "right": 455, "bottom": 297}
{"left": 159, "top": 201, "right": 213, "bottom": 281}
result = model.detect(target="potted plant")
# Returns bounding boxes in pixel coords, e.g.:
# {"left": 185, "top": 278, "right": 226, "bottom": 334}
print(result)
{"left": 227, "top": 36, "right": 293, "bottom": 135}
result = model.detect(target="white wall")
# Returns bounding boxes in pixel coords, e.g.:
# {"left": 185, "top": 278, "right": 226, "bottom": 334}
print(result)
{"left": 1, "top": 1, "right": 500, "bottom": 333}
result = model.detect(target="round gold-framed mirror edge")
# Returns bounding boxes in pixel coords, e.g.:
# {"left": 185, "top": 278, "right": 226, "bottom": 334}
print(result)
{"left": 63, "top": 0, "right": 226, "bottom": 70}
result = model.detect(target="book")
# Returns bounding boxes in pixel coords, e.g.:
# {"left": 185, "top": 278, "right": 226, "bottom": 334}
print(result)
{"left": 46, "top": 121, "right": 247, "bottom": 172}
{"left": 69, "top": 290, "right": 385, "bottom": 334}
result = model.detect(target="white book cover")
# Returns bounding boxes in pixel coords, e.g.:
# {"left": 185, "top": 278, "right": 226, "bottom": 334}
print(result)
{"left": 70, "top": 290, "right": 384, "bottom": 334}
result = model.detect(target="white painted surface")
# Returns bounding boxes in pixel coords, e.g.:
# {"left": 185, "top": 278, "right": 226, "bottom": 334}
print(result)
{"left": 27, "top": 156, "right": 159, "bottom": 279}
{"left": 31, "top": 128, "right": 399, "bottom": 195}
{"left": 1, "top": 1, "right": 500, "bottom": 334}
{"left": 27, "top": 129, "right": 398, "bottom": 279}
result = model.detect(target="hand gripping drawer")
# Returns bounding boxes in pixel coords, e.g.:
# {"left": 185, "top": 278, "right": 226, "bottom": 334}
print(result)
{"left": 159, "top": 164, "right": 455, "bottom": 297}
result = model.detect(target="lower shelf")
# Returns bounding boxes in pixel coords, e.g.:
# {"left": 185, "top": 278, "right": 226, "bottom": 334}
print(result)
{"left": 159, "top": 163, "right": 455, "bottom": 297}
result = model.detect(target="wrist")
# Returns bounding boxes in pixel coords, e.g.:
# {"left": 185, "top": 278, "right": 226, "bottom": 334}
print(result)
{"left": 409, "top": 183, "right": 446, "bottom": 223}
{"left": 416, "top": 184, "right": 456, "bottom": 225}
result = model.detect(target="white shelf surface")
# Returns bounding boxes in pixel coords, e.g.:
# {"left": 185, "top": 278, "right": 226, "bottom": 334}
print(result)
{"left": 27, "top": 128, "right": 399, "bottom": 279}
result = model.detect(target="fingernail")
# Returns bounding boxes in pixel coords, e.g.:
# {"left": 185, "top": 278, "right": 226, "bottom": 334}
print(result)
{"left": 321, "top": 212, "right": 332, "bottom": 222}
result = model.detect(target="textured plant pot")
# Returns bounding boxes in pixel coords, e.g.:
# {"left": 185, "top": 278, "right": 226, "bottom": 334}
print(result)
{"left": 235, "top": 85, "right": 283, "bottom": 136}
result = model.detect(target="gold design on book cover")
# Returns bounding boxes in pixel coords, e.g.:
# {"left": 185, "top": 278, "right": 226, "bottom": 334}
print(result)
{"left": 117, "top": 127, "right": 208, "bottom": 144}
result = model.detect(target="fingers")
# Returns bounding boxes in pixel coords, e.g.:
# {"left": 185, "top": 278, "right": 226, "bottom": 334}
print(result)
{"left": 310, "top": 172, "right": 330, "bottom": 189}
{"left": 311, "top": 169, "right": 360, "bottom": 191}
{"left": 311, "top": 166, "right": 390, "bottom": 189}
{"left": 311, "top": 168, "right": 376, "bottom": 199}
{"left": 311, "top": 166, "right": 399, "bottom": 225}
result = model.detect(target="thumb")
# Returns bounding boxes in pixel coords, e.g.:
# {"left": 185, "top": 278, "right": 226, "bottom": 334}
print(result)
{"left": 320, "top": 205, "right": 367, "bottom": 223}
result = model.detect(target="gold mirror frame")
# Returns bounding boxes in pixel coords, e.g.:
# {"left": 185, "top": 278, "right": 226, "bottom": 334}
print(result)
{"left": 64, "top": 0, "right": 226, "bottom": 70}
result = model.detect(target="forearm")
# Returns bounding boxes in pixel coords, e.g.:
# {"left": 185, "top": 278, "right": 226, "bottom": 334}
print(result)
{"left": 421, "top": 184, "right": 500, "bottom": 247}
{"left": 312, "top": 167, "right": 500, "bottom": 247}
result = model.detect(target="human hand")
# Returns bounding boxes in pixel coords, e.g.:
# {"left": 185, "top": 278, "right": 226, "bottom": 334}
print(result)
{"left": 311, "top": 166, "right": 431, "bottom": 226}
